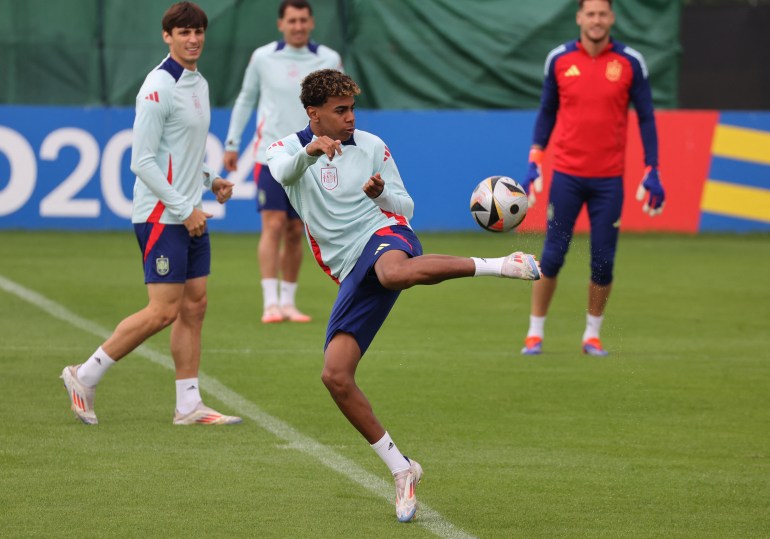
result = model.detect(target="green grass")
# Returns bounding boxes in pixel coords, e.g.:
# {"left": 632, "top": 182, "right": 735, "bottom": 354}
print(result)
{"left": 1, "top": 230, "right": 768, "bottom": 538}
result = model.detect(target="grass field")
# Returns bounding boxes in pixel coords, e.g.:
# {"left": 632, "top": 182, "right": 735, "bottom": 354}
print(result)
{"left": 1, "top": 230, "right": 769, "bottom": 538}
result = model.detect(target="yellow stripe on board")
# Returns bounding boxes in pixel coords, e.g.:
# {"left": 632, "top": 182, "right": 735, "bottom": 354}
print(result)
{"left": 712, "top": 124, "right": 770, "bottom": 166}
{"left": 701, "top": 180, "right": 770, "bottom": 223}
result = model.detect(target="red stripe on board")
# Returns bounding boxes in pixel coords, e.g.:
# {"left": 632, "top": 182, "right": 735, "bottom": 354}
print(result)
{"left": 306, "top": 224, "right": 339, "bottom": 284}
{"left": 517, "top": 110, "right": 719, "bottom": 234}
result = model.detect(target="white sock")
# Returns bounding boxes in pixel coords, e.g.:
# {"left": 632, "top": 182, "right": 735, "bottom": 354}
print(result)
{"left": 176, "top": 378, "right": 202, "bottom": 414}
{"left": 77, "top": 347, "right": 116, "bottom": 387}
{"left": 583, "top": 313, "right": 604, "bottom": 341}
{"left": 371, "top": 431, "right": 410, "bottom": 475}
{"left": 527, "top": 315, "right": 546, "bottom": 339}
{"left": 279, "top": 280, "right": 298, "bottom": 308}
{"left": 471, "top": 257, "right": 504, "bottom": 277}
{"left": 261, "top": 278, "right": 279, "bottom": 309}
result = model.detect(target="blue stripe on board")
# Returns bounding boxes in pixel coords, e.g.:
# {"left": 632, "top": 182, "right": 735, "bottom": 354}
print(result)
{"left": 699, "top": 211, "right": 770, "bottom": 232}
{"left": 709, "top": 156, "right": 770, "bottom": 190}
{"left": 718, "top": 112, "right": 770, "bottom": 131}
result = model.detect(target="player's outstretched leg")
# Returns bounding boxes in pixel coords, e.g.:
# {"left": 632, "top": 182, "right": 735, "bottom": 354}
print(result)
{"left": 394, "top": 457, "right": 423, "bottom": 523}
{"left": 501, "top": 252, "right": 542, "bottom": 280}
{"left": 60, "top": 365, "right": 98, "bottom": 425}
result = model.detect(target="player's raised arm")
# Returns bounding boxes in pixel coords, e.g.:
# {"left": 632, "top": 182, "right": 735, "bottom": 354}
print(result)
{"left": 306, "top": 135, "right": 343, "bottom": 160}
{"left": 266, "top": 136, "right": 320, "bottom": 186}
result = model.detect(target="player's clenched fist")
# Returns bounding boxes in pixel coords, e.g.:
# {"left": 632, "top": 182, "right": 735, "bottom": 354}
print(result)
{"left": 363, "top": 173, "right": 384, "bottom": 198}
{"left": 306, "top": 136, "right": 343, "bottom": 160}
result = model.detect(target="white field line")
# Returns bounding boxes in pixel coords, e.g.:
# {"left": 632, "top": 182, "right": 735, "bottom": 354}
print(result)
{"left": 0, "top": 274, "right": 476, "bottom": 539}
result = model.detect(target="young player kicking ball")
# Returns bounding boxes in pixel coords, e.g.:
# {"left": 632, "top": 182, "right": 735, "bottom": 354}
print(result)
{"left": 266, "top": 68, "right": 541, "bottom": 522}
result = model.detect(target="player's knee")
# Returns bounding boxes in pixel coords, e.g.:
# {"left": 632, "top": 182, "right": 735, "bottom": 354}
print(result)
{"left": 321, "top": 366, "right": 353, "bottom": 398}
{"left": 590, "top": 259, "right": 614, "bottom": 285}
{"left": 590, "top": 247, "right": 616, "bottom": 285}
{"left": 181, "top": 295, "right": 207, "bottom": 322}
{"left": 591, "top": 267, "right": 614, "bottom": 286}
{"left": 147, "top": 305, "right": 179, "bottom": 331}
{"left": 285, "top": 222, "right": 304, "bottom": 245}
{"left": 262, "top": 213, "right": 288, "bottom": 235}
{"left": 539, "top": 250, "right": 565, "bottom": 278}
{"left": 541, "top": 239, "right": 569, "bottom": 277}
{"left": 377, "top": 272, "right": 407, "bottom": 290}
{"left": 376, "top": 262, "right": 412, "bottom": 290}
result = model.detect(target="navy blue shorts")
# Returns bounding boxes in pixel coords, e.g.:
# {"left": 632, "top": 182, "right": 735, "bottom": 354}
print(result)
{"left": 325, "top": 225, "right": 423, "bottom": 356}
{"left": 134, "top": 223, "right": 211, "bottom": 284}
{"left": 255, "top": 163, "right": 300, "bottom": 220}
{"left": 541, "top": 170, "right": 624, "bottom": 285}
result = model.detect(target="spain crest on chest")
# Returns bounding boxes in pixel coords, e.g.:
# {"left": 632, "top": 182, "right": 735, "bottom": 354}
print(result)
{"left": 321, "top": 166, "right": 338, "bottom": 190}
{"left": 605, "top": 59, "right": 622, "bottom": 82}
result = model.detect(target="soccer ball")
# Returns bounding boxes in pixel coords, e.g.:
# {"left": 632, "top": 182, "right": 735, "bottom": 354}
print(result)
{"left": 470, "top": 176, "right": 528, "bottom": 232}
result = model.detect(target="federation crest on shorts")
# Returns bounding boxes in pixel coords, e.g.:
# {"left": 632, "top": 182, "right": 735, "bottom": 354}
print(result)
{"left": 321, "top": 166, "right": 338, "bottom": 190}
{"left": 605, "top": 59, "right": 622, "bottom": 82}
{"left": 155, "top": 255, "right": 170, "bottom": 276}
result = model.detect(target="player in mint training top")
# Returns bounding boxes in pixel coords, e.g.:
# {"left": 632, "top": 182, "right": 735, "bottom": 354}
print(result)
{"left": 60, "top": 2, "right": 240, "bottom": 426}
{"left": 519, "top": 0, "right": 666, "bottom": 357}
{"left": 224, "top": 0, "right": 342, "bottom": 324}
{"left": 267, "top": 68, "right": 542, "bottom": 522}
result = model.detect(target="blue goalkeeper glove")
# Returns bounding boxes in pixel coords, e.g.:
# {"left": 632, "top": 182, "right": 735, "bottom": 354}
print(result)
{"left": 521, "top": 148, "right": 544, "bottom": 206}
{"left": 635, "top": 165, "right": 665, "bottom": 216}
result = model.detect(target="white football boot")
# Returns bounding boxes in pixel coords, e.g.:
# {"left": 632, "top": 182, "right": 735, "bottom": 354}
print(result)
{"left": 173, "top": 402, "right": 243, "bottom": 425}
{"left": 280, "top": 305, "right": 312, "bottom": 323}
{"left": 394, "top": 457, "right": 423, "bottom": 522}
{"left": 501, "top": 251, "right": 541, "bottom": 280}
{"left": 60, "top": 365, "right": 98, "bottom": 425}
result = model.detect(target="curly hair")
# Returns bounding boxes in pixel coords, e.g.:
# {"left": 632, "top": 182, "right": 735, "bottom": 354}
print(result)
{"left": 300, "top": 69, "right": 361, "bottom": 109}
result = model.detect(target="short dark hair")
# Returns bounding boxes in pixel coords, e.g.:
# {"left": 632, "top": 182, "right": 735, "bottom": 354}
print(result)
{"left": 300, "top": 69, "right": 360, "bottom": 108}
{"left": 162, "top": 2, "right": 208, "bottom": 34}
{"left": 578, "top": 0, "right": 612, "bottom": 8}
{"left": 279, "top": 0, "right": 313, "bottom": 18}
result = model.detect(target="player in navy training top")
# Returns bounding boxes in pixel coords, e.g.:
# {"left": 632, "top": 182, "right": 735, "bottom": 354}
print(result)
{"left": 60, "top": 2, "right": 240, "bottom": 426}
{"left": 519, "top": 0, "right": 666, "bottom": 357}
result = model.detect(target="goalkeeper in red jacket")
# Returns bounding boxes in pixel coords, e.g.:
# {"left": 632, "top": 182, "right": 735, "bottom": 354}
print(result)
{"left": 519, "top": 0, "right": 665, "bottom": 357}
